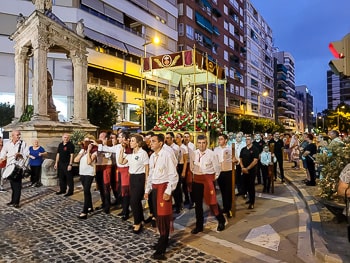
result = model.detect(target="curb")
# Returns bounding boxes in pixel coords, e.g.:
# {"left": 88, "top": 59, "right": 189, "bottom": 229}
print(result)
{"left": 284, "top": 173, "right": 342, "bottom": 263}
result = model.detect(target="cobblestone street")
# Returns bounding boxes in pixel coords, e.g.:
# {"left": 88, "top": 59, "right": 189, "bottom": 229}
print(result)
{"left": 0, "top": 180, "right": 224, "bottom": 263}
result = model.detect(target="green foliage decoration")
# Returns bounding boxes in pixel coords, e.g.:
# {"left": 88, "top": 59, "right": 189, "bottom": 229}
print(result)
{"left": 19, "top": 105, "right": 34, "bottom": 122}
{"left": 70, "top": 130, "right": 87, "bottom": 155}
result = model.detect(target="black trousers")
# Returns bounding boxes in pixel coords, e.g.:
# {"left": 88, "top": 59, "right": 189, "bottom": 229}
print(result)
{"left": 274, "top": 156, "right": 284, "bottom": 180}
{"left": 10, "top": 177, "right": 22, "bottom": 204}
{"left": 192, "top": 182, "right": 225, "bottom": 230}
{"left": 151, "top": 188, "right": 170, "bottom": 255}
{"left": 58, "top": 162, "right": 73, "bottom": 194}
{"left": 306, "top": 160, "right": 316, "bottom": 184}
{"left": 261, "top": 165, "right": 271, "bottom": 193}
{"left": 217, "top": 170, "right": 232, "bottom": 214}
{"left": 30, "top": 165, "right": 41, "bottom": 184}
{"left": 235, "top": 165, "right": 245, "bottom": 195}
{"left": 174, "top": 164, "right": 184, "bottom": 210}
{"left": 95, "top": 168, "right": 105, "bottom": 206}
{"left": 80, "top": 175, "right": 94, "bottom": 213}
{"left": 243, "top": 168, "right": 257, "bottom": 205}
{"left": 130, "top": 173, "right": 145, "bottom": 225}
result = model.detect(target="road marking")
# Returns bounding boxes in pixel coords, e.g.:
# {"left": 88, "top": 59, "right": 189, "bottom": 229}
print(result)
{"left": 256, "top": 192, "right": 295, "bottom": 204}
{"left": 244, "top": 224, "right": 280, "bottom": 251}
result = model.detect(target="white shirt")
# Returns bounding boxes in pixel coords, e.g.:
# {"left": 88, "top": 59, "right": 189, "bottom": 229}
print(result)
{"left": 145, "top": 147, "right": 178, "bottom": 196}
{"left": 0, "top": 139, "right": 29, "bottom": 167}
{"left": 163, "top": 144, "right": 178, "bottom": 166}
{"left": 178, "top": 143, "right": 188, "bottom": 164}
{"left": 125, "top": 148, "right": 149, "bottom": 174}
{"left": 185, "top": 142, "right": 195, "bottom": 164}
{"left": 78, "top": 149, "right": 96, "bottom": 176}
{"left": 100, "top": 144, "right": 128, "bottom": 168}
{"left": 191, "top": 148, "right": 220, "bottom": 178}
{"left": 235, "top": 141, "right": 246, "bottom": 166}
{"left": 214, "top": 145, "right": 232, "bottom": 171}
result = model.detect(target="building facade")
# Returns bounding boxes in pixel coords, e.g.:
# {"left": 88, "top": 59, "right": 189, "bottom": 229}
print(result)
{"left": 244, "top": 0, "right": 274, "bottom": 120}
{"left": 0, "top": 0, "right": 177, "bottom": 123}
{"left": 327, "top": 70, "right": 350, "bottom": 110}
{"left": 295, "top": 85, "right": 314, "bottom": 132}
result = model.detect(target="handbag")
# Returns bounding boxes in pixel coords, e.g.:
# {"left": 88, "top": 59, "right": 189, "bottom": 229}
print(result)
{"left": 7, "top": 164, "right": 24, "bottom": 180}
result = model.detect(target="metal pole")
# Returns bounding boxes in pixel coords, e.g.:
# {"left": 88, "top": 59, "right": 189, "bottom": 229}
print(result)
{"left": 143, "top": 44, "right": 147, "bottom": 131}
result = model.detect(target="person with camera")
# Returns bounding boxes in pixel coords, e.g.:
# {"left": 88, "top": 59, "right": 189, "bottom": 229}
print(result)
{"left": 74, "top": 135, "right": 98, "bottom": 219}
{"left": 0, "top": 130, "right": 29, "bottom": 208}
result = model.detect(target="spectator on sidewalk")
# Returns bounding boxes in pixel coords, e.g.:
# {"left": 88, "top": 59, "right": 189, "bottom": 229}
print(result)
{"left": 269, "top": 132, "right": 285, "bottom": 183}
{"left": 290, "top": 134, "right": 300, "bottom": 169}
{"left": 54, "top": 133, "right": 75, "bottom": 196}
{"left": 28, "top": 138, "right": 47, "bottom": 187}
{"left": 240, "top": 135, "right": 259, "bottom": 209}
{"left": 302, "top": 133, "right": 317, "bottom": 186}
{"left": 0, "top": 130, "right": 29, "bottom": 208}
{"left": 0, "top": 137, "right": 6, "bottom": 192}
{"left": 253, "top": 132, "right": 265, "bottom": 185}
{"left": 338, "top": 163, "right": 350, "bottom": 197}
{"left": 260, "top": 145, "right": 276, "bottom": 193}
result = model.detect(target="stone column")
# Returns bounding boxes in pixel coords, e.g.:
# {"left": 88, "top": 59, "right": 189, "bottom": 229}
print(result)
{"left": 70, "top": 50, "right": 89, "bottom": 123}
{"left": 14, "top": 46, "right": 29, "bottom": 120}
{"left": 31, "top": 34, "right": 49, "bottom": 121}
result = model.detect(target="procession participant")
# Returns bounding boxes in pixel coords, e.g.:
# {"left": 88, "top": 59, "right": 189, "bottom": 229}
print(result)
{"left": 190, "top": 134, "right": 226, "bottom": 234}
{"left": 234, "top": 132, "right": 246, "bottom": 196}
{"left": 214, "top": 134, "right": 233, "bottom": 218}
{"left": 0, "top": 130, "right": 29, "bottom": 208}
{"left": 54, "top": 133, "right": 75, "bottom": 196}
{"left": 183, "top": 132, "right": 195, "bottom": 208}
{"left": 144, "top": 133, "right": 178, "bottom": 260}
{"left": 252, "top": 133, "right": 265, "bottom": 185}
{"left": 240, "top": 135, "right": 259, "bottom": 209}
{"left": 119, "top": 134, "right": 149, "bottom": 234}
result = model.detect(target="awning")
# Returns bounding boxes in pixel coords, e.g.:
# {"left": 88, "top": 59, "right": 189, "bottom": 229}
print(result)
{"left": 84, "top": 28, "right": 127, "bottom": 53}
{"left": 195, "top": 12, "right": 213, "bottom": 34}
{"left": 142, "top": 49, "right": 226, "bottom": 86}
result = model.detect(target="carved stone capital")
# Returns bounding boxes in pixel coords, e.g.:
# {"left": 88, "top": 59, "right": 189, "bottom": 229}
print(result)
{"left": 14, "top": 46, "right": 30, "bottom": 62}
{"left": 70, "top": 50, "right": 88, "bottom": 67}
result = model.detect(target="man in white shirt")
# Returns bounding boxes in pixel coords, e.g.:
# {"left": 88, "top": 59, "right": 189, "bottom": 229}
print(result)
{"left": 0, "top": 130, "right": 28, "bottom": 208}
{"left": 234, "top": 133, "right": 246, "bottom": 196}
{"left": 144, "top": 133, "right": 178, "bottom": 261}
{"left": 214, "top": 134, "right": 233, "bottom": 218}
{"left": 183, "top": 132, "right": 195, "bottom": 208}
{"left": 190, "top": 134, "right": 226, "bottom": 234}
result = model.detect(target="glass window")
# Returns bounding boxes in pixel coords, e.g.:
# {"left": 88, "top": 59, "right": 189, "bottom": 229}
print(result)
{"left": 186, "top": 25, "right": 194, "bottom": 39}
{"left": 186, "top": 5, "right": 193, "bottom": 19}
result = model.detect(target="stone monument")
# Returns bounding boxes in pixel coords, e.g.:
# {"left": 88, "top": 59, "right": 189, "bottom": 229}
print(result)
{"left": 6, "top": 1, "right": 96, "bottom": 185}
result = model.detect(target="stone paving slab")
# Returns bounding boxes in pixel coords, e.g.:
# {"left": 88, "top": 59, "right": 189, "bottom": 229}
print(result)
{"left": 0, "top": 181, "right": 225, "bottom": 263}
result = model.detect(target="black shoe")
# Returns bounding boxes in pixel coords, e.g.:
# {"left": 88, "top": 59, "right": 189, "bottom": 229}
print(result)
{"left": 305, "top": 181, "right": 316, "bottom": 186}
{"left": 56, "top": 191, "right": 65, "bottom": 195}
{"left": 225, "top": 211, "right": 232, "bottom": 218}
{"left": 64, "top": 192, "right": 73, "bottom": 197}
{"left": 144, "top": 216, "right": 153, "bottom": 224}
{"left": 191, "top": 227, "right": 203, "bottom": 234}
{"left": 87, "top": 208, "right": 94, "bottom": 214}
{"left": 248, "top": 204, "right": 254, "bottom": 209}
{"left": 151, "top": 218, "right": 156, "bottom": 227}
{"left": 122, "top": 215, "right": 129, "bottom": 221}
{"left": 151, "top": 252, "right": 167, "bottom": 260}
{"left": 151, "top": 243, "right": 159, "bottom": 250}
{"left": 117, "top": 211, "right": 124, "bottom": 217}
{"left": 281, "top": 179, "right": 285, "bottom": 183}
{"left": 95, "top": 205, "right": 104, "bottom": 211}
{"left": 6, "top": 202, "right": 14, "bottom": 206}
{"left": 245, "top": 200, "right": 250, "bottom": 204}
{"left": 13, "top": 204, "right": 20, "bottom": 209}
{"left": 132, "top": 224, "right": 143, "bottom": 234}
{"left": 217, "top": 222, "right": 225, "bottom": 231}
{"left": 35, "top": 182, "right": 42, "bottom": 187}
{"left": 77, "top": 213, "right": 87, "bottom": 219}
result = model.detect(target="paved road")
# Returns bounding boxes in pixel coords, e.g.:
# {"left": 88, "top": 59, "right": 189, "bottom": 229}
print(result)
{"left": 0, "top": 175, "right": 317, "bottom": 262}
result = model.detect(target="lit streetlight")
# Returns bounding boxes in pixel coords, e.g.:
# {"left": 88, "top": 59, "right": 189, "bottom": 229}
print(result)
{"left": 258, "top": 91, "right": 268, "bottom": 118}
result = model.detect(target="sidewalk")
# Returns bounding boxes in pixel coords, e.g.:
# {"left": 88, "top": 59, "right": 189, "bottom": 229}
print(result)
{"left": 283, "top": 162, "right": 349, "bottom": 263}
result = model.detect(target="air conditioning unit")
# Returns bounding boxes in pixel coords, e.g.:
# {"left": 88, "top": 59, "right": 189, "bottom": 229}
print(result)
{"left": 197, "top": 35, "right": 203, "bottom": 42}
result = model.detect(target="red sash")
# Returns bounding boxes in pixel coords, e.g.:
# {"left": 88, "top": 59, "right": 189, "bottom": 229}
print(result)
{"left": 152, "top": 182, "right": 174, "bottom": 235}
{"left": 118, "top": 166, "right": 129, "bottom": 196}
{"left": 194, "top": 173, "right": 219, "bottom": 215}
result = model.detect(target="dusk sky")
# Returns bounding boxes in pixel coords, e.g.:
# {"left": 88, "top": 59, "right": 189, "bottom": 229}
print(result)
{"left": 250, "top": 0, "right": 350, "bottom": 112}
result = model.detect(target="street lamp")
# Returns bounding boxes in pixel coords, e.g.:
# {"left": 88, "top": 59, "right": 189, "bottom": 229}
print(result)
{"left": 141, "top": 36, "right": 160, "bottom": 131}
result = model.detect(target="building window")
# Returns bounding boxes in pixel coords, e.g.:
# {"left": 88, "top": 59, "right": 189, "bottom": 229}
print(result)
{"left": 178, "top": 3, "right": 183, "bottom": 16}
{"left": 224, "top": 5, "right": 228, "bottom": 15}
{"left": 224, "top": 50, "right": 228, "bottom": 61}
{"left": 186, "top": 25, "right": 194, "bottom": 39}
{"left": 186, "top": 5, "right": 193, "bottom": 19}
{"left": 224, "top": 20, "right": 228, "bottom": 30}
{"left": 229, "top": 23, "right": 234, "bottom": 35}
{"left": 224, "top": 35, "right": 228, "bottom": 45}
{"left": 178, "top": 23, "right": 184, "bottom": 36}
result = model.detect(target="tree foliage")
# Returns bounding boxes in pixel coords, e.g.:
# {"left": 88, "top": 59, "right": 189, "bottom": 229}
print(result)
{"left": 0, "top": 102, "right": 14, "bottom": 128}
{"left": 87, "top": 87, "right": 119, "bottom": 130}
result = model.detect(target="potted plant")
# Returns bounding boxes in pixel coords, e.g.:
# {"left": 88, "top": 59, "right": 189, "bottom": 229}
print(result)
{"left": 316, "top": 140, "right": 350, "bottom": 222}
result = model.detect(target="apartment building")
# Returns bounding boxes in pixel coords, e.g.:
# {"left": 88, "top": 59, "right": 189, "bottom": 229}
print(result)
{"left": 327, "top": 70, "right": 350, "bottom": 110}
{"left": 295, "top": 85, "right": 313, "bottom": 132}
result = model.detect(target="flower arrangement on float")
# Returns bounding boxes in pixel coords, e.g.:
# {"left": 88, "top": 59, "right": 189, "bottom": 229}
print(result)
{"left": 153, "top": 110, "right": 224, "bottom": 134}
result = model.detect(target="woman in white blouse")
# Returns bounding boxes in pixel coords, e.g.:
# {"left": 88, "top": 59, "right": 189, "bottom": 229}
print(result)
{"left": 74, "top": 136, "right": 98, "bottom": 219}
{"left": 119, "top": 134, "right": 149, "bottom": 234}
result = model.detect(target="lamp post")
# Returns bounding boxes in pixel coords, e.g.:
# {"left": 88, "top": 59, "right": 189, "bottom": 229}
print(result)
{"left": 141, "top": 36, "right": 160, "bottom": 131}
